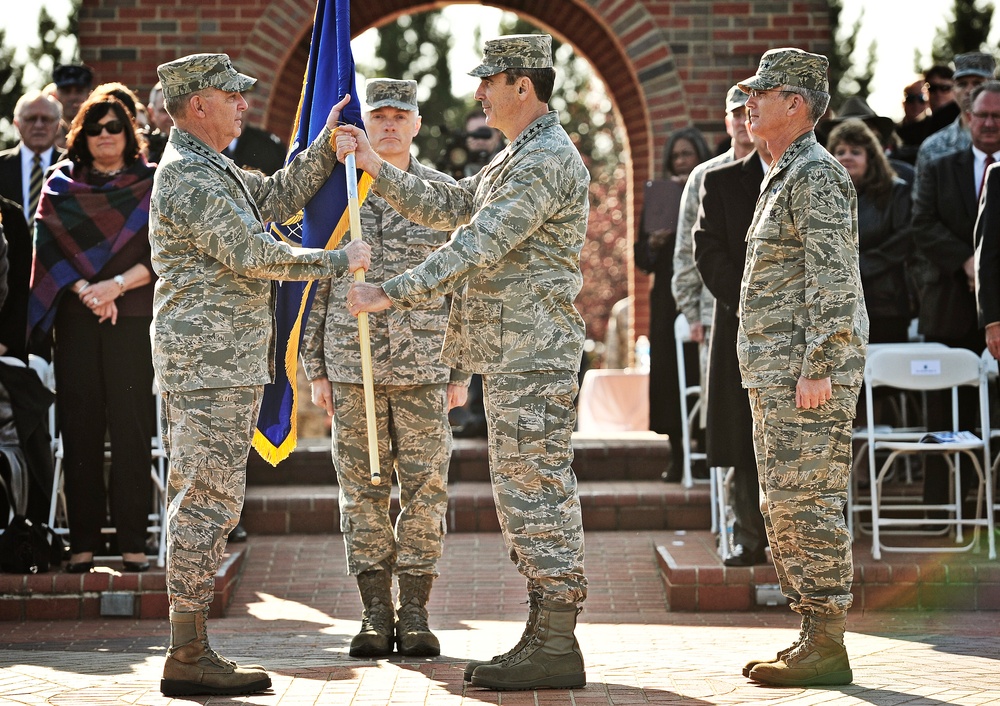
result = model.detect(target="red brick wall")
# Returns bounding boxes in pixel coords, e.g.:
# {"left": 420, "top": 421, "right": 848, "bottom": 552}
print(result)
{"left": 78, "top": 0, "right": 831, "bottom": 345}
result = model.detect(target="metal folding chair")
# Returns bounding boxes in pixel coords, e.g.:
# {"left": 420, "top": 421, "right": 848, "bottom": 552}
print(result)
{"left": 673, "top": 315, "right": 716, "bottom": 534}
{"left": 848, "top": 342, "right": 947, "bottom": 537}
{"left": 863, "top": 346, "right": 995, "bottom": 560}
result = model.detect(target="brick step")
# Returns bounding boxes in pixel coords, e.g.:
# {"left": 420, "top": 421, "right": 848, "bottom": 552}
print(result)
{"left": 247, "top": 432, "right": 680, "bottom": 485}
{"left": 657, "top": 530, "right": 1000, "bottom": 611}
{"left": 0, "top": 548, "right": 246, "bottom": 621}
{"left": 242, "top": 480, "right": 712, "bottom": 534}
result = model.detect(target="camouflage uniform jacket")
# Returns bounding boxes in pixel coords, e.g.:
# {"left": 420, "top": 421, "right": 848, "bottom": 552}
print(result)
{"left": 374, "top": 111, "right": 590, "bottom": 374}
{"left": 913, "top": 116, "right": 970, "bottom": 198}
{"left": 672, "top": 149, "right": 733, "bottom": 326}
{"left": 738, "top": 131, "right": 868, "bottom": 389}
{"left": 150, "top": 126, "right": 351, "bottom": 392}
{"left": 300, "top": 156, "right": 470, "bottom": 386}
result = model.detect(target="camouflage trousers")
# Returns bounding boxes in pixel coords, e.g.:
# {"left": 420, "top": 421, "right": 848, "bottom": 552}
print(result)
{"left": 160, "top": 386, "right": 261, "bottom": 612}
{"left": 748, "top": 384, "right": 858, "bottom": 616}
{"left": 332, "top": 382, "right": 450, "bottom": 576}
{"left": 482, "top": 371, "right": 587, "bottom": 605}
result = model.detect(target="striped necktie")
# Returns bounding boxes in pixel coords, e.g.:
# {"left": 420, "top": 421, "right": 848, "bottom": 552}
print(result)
{"left": 27, "top": 153, "right": 43, "bottom": 223}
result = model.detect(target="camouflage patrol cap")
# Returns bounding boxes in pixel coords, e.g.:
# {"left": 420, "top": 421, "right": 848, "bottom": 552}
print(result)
{"left": 468, "top": 34, "right": 553, "bottom": 78}
{"left": 738, "top": 47, "right": 830, "bottom": 94}
{"left": 726, "top": 86, "right": 749, "bottom": 112}
{"left": 953, "top": 52, "right": 996, "bottom": 79}
{"left": 156, "top": 53, "right": 257, "bottom": 101}
{"left": 366, "top": 79, "right": 418, "bottom": 111}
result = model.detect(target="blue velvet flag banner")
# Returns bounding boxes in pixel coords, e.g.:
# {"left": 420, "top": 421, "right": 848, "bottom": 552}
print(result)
{"left": 252, "top": 0, "right": 370, "bottom": 464}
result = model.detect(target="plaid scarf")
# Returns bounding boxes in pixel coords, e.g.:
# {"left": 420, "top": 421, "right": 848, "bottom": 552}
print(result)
{"left": 27, "top": 158, "right": 155, "bottom": 344}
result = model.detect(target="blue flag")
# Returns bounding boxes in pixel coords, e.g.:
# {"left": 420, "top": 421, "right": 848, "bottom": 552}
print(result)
{"left": 252, "top": 0, "right": 370, "bottom": 464}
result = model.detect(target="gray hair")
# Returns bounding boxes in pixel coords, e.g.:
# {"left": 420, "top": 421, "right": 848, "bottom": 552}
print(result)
{"left": 783, "top": 85, "right": 830, "bottom": 124}
{"left": 14, "top": 90, "right": 62, "bottom": 121}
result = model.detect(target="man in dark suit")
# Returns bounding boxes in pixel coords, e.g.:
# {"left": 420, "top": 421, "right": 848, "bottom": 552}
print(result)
{"left": 977, "top": 163, "right": 1000, "bottom": 362}
{"left": 694, "top": 130, "right": 772, "bottom": 566}
{"left": 0, "top": 91, "right": 64, "bottom": 224}
{"left": 222, "top": 125, "right": 287, "bottom": 175}
{"left": 0, "top": 197, "right": 33, "bottom": 362}
{"left": 911, "top": 80, "right": 999, "bottom": 505}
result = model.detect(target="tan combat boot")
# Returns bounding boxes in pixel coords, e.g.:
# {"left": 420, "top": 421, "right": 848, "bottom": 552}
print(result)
{"left": 749, "top": 612, "right": 853, "bottom": 686}
{"left": 741, "top": 612, "right": 814, "bottom": 677}
{"left": 349, "top": 569, "right": 395, "bottom": 657}
{"left": 464, "top": 589, "right": 541, "bottom": 681}
{"left": 160, "top": 609, "right": 271, "bottom": 696}
{"left": 395, "top": 573, "right": 440, "bottom": 656}
{"left": 470, "top": 599, "right": 586, "bottom": 690}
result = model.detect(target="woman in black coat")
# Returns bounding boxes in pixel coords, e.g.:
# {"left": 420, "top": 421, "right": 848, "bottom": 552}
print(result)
{"left": 634, "top": 127, "right": 709, "bottom": 480}
{"left": 827, "top": 119, "right": 913, "bottom": 344}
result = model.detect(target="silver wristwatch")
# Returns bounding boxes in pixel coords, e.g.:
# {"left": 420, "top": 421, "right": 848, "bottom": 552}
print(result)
{"left": 114, "top": 274, "right": 126, "bottom": 295}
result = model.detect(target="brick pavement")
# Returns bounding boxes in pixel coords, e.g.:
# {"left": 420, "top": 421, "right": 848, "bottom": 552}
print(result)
{"left": 1, "top": 531, "right": 998, "bottom": 705}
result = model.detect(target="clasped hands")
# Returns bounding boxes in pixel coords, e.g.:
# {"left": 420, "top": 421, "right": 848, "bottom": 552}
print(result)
{"left": 77, "top": 279, "right": 121, "bottom": 324}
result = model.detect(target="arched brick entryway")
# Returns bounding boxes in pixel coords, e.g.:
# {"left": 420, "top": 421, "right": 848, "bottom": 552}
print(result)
{"left": 238, "top": 0, "right": 689, "bottom": 342}
{"left": 79, "top": 0, "right": 831, "bottom": 344}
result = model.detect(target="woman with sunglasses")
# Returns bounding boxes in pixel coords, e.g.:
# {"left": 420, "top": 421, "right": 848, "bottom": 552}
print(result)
{"left": 28, "top": 92, "right": 157, "bottom": 573}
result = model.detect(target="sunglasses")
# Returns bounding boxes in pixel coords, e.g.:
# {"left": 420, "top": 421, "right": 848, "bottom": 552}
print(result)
{"left": 904, "top": 94, "right": 927, "bottom": 104}
{"left": 927, "top": 83, "right": 954, "bottom": 93}
{"left": 83, "top": 119, "right": 125, "bottom": 137}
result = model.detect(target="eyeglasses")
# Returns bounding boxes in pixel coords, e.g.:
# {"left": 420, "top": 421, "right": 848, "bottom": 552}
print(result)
{"left": 83, "top": 119, "right": 125, "bottom": 137}
{"left": 20, "top": 115, "right": 58, "bottom": 125}
{"left": 904, "top": 94, "right": 927, "bottom": 104}
{"left": 747, "top": 88, "right": 795, "bottom": 99}
{"left": 970, "top": 111, "right": 1000, "bottom": 122}
{"left": 927, "top": 83, "right": 954, "bottom": 93}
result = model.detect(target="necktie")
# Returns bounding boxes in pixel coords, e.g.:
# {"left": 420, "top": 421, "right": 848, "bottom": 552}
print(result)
{"left": 27, "top": 153, "right": 43, "bottom": 223}
{"left": 980, "top": 154, "right": 995, "bottom": 200}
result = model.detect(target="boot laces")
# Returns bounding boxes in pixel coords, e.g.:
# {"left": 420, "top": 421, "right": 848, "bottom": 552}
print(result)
{"left": 397, "top": 599, "right": 430, "bottom": 633}
{"left": 786, "top": 617, "right": 821, "bottom": 662}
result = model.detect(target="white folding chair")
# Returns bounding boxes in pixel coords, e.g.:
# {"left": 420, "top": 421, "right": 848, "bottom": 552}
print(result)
{"left": 863, "top": 347, "right": 995, "bottom": 560}
{"left": 46, "top": 376, "right": 168, "bottom": 567}
{"left": 673, "top": 315, "right": 716, "bottom": 533}
{"left": 848, "top": 342, "right": 948, "bottom": 537}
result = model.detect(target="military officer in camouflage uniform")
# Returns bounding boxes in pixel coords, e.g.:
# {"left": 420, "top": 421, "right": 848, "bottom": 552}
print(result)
{"left": 337, "top": 35, "right": 588, "bottom": 691}
{"left": 149, "top": 53, "right": 371, "bottom": 697}
{"left": 737, "top": 48, "right": 868, "bottom": 687}
{"left": 301, "top": 78, "right": 468, "bottom": 659}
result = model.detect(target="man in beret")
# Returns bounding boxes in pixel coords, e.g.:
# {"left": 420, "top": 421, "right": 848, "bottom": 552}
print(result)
{"left": 150, "top": 52, "right": 371, "bottom": 697}
{"left": 337, "top": 34, "right": 588, "bottom": 691}
{"left": 737, "top": 47, "right": 868, "bottom": 687}
{"left": 52, "top": 64, "right": 93, "bottom": 123}
{"left": 302, "top": 78, "right": 468, "bottom": 659}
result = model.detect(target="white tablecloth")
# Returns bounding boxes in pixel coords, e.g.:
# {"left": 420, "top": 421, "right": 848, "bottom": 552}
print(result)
{"left": 577, "top": 368, "right": 649, "bottom": 432}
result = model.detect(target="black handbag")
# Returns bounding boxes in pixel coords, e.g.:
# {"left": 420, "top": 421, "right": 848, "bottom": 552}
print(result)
{"left": 0, "top": 515, "right": 61, "bottom": 573}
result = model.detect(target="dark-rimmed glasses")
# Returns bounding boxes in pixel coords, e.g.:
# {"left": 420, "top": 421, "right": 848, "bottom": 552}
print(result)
{"left": 83, "top": 120, "right": 125, "bottom": 137}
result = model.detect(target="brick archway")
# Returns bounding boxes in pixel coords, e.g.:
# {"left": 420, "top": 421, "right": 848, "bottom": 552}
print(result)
{"left": 242, "top": 0, "right": 683, "bottom": 339}
{"left": 78, "top": 0, "right": 831, "bottom": 343}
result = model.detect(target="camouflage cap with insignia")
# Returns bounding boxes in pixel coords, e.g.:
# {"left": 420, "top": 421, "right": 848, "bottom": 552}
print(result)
{"left": 953, "top": 52, "right": 996, "bottom": 79}
{"left": 468, "top": 34, "right": 553, "bottom": 78}
{"left": 156, "top": 53, "right": 257, "bottom": 101}
{"left": 726, "top": 85, "right": 749, "bottom": 112}
{"left": 738, "top": 47, "right": 830, "bottom": 94}
{"left": 366, "top": 78, "right": 418, "bottom": 111}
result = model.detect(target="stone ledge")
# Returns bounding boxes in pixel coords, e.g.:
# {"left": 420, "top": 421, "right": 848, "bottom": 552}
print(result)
{"left": 242, "top": 480, "right": 711, "bottom": 534}
{"left": 0, "top": 548, "right": 247, "bottom": 622}
{"left": 656, "top": 531, "right": 1000, "bottom": 611}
